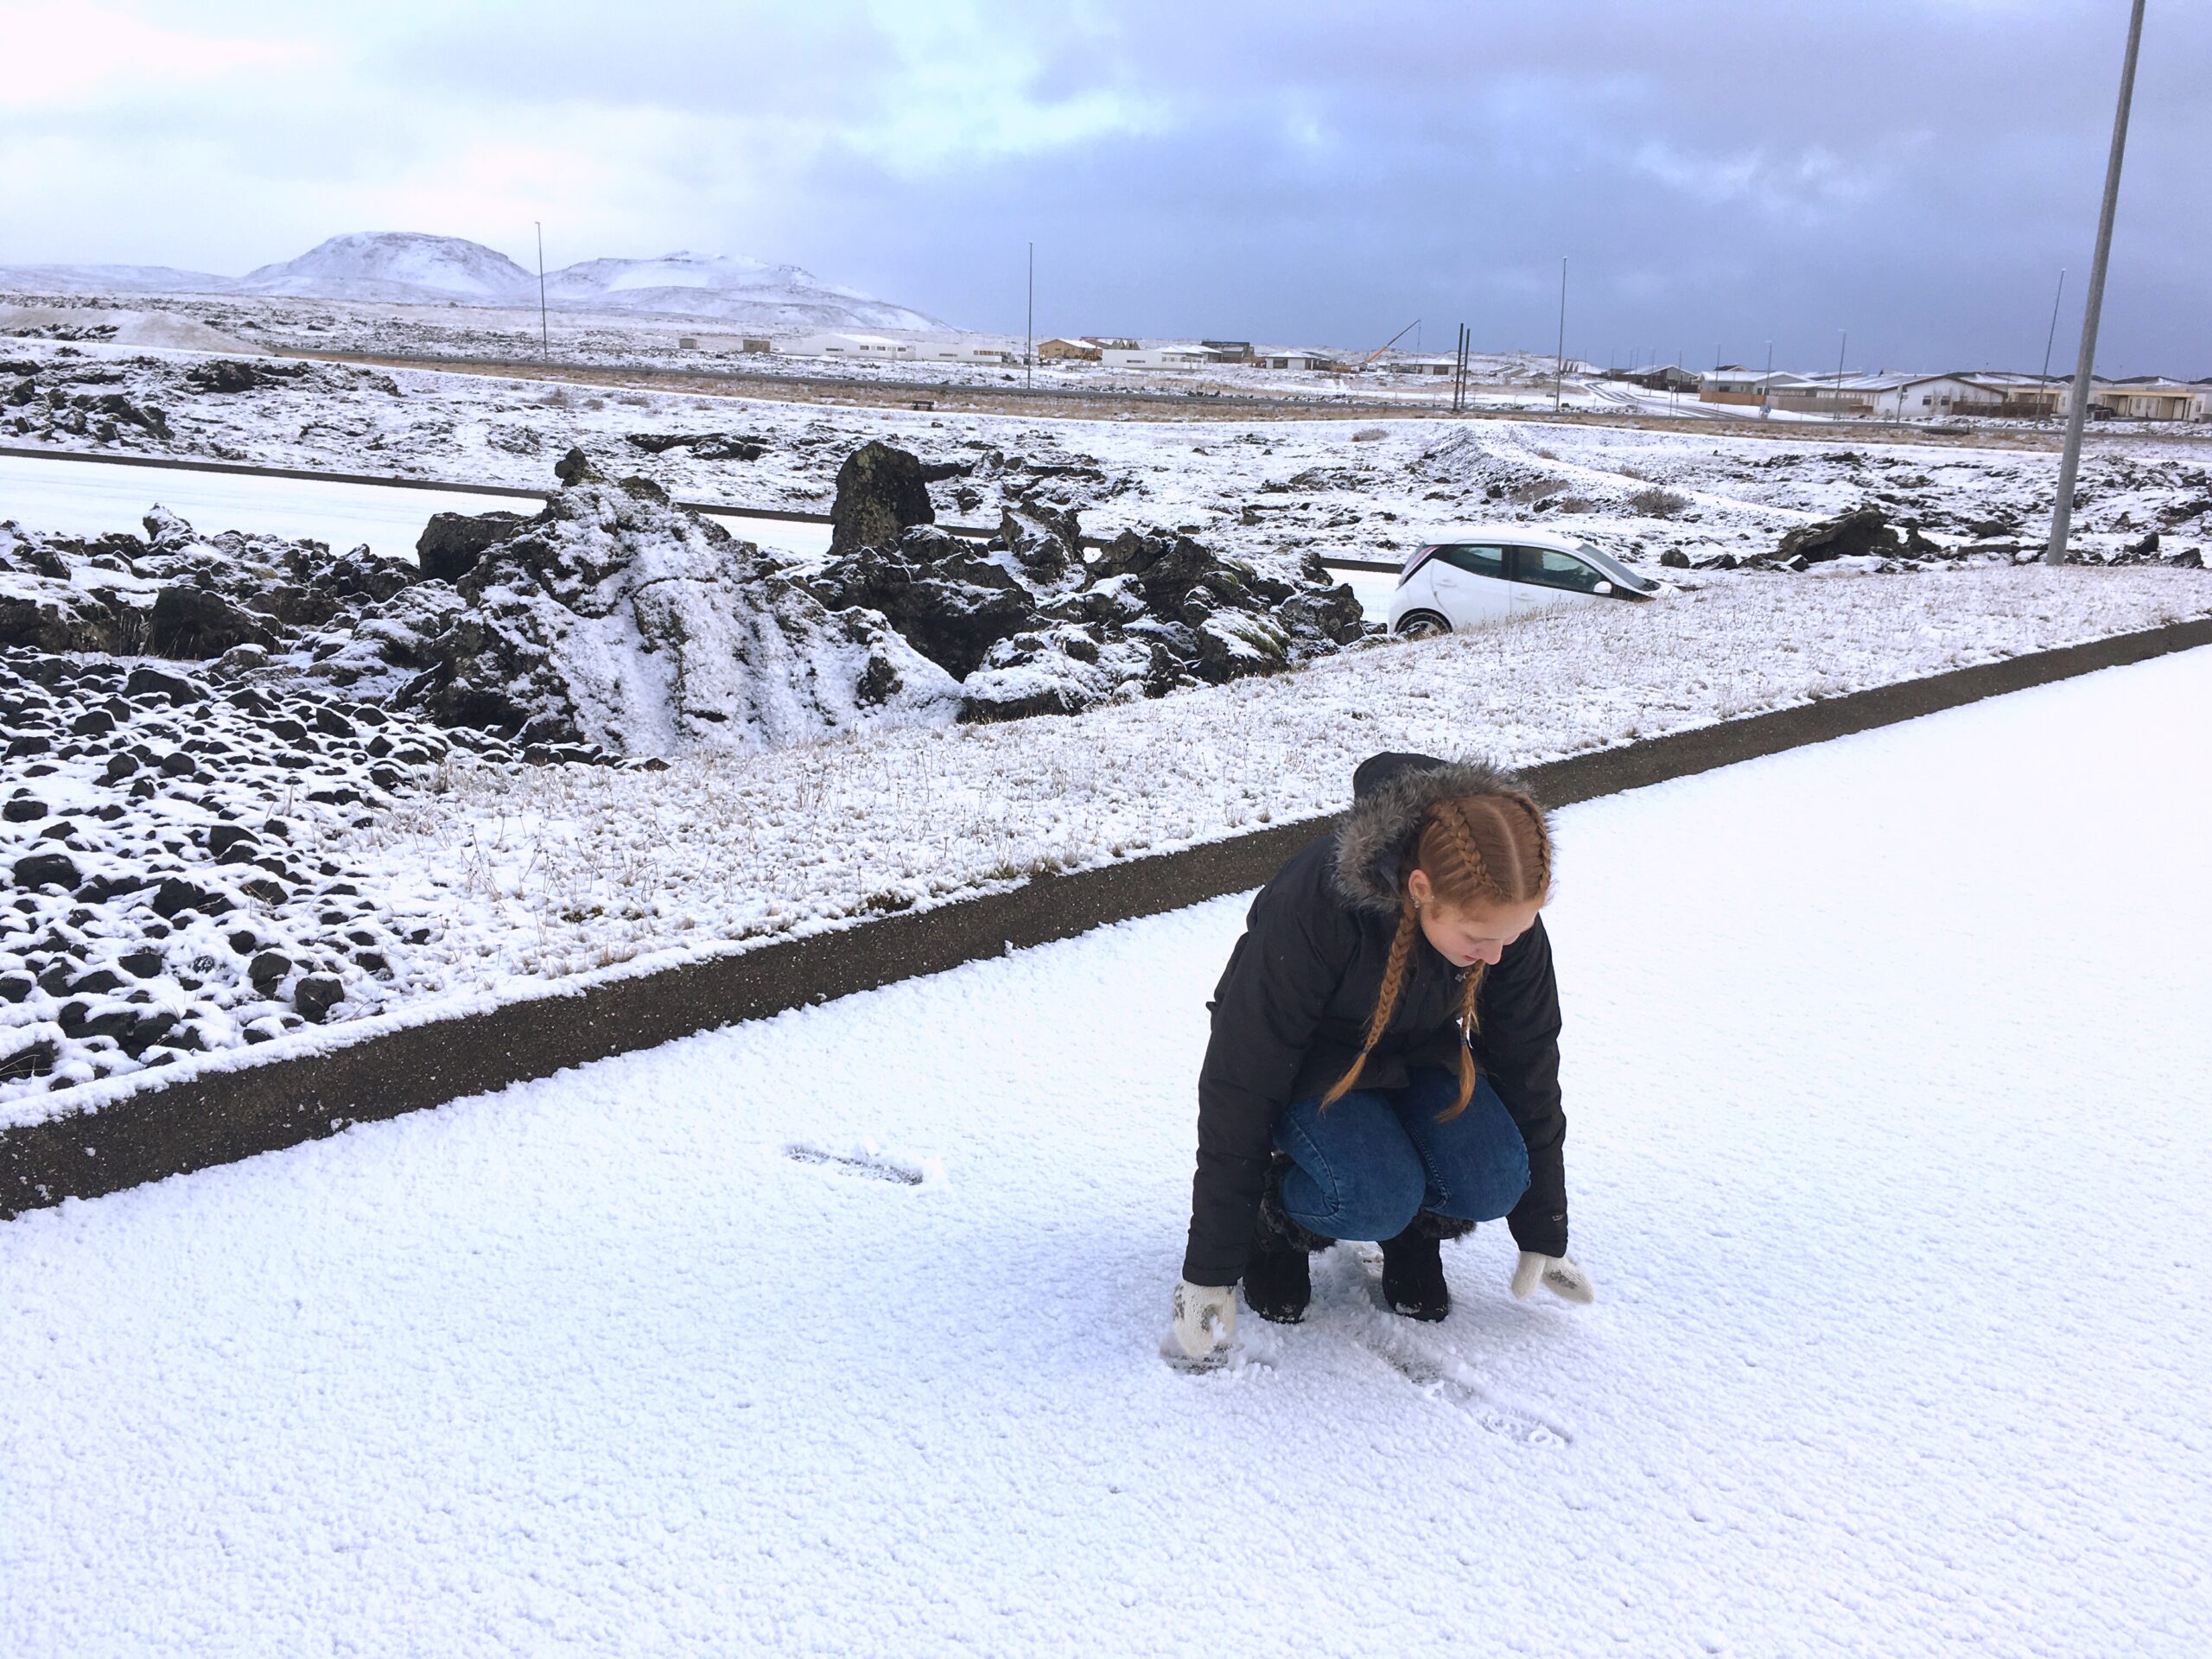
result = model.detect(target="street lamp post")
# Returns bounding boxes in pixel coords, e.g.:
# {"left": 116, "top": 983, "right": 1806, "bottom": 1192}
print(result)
{"left": 534, "top": 222, "right": 549, "bottom": 359}
{"left": 1553, "top": 257, "right": 1567, "bottom": 416}
{"left": 2049, "top": 0, "right": 2147, "bottom": 565}
{"left": 2040, "top": 268, "right": 2067, "bottom": 419}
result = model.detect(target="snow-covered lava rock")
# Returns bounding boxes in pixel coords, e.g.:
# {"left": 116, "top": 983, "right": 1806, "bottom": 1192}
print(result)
{"left": 304, "top": 454, "right": 961, "bottom": 751}
{"left": 0, "top": 645, "right": 485, "bottom": 1097}
{"left": 798, "top": 441, "right": 1371, "bottom": 720}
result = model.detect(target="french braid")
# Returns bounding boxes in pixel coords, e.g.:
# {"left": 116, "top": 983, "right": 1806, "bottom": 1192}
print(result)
{"left": 1318, "top": 899, "right": 1421, "bottom": 1107}
{"left": 1325, "top": 791, "right": 1554, "bottom": 1119}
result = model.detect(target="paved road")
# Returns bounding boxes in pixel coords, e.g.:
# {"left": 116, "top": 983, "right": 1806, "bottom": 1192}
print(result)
{"left": 0, "top": 451, "right": 835, "bottom": 562}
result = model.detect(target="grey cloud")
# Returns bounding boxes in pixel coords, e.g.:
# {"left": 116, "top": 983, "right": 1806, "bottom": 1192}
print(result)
{"left": 7, "top": 0, "right": 2204, "bottom": 374}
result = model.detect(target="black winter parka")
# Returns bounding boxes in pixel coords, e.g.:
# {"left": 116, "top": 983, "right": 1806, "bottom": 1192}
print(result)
{"left": 1181, "top": 752, "right": 1569, "bottom": 1288}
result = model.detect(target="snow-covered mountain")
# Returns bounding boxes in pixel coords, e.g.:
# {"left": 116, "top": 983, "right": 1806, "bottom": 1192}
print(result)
{"left": 234, "top": 232, "right": 535, "bottom": 305}
{"left": 0, "top": 232, "right": 950, "bottom": 331}
{"left": 543, "top": 251, "right": 946, "bottom": 330}
{"left": 0, "top": 263, "right": 234, "bottom": 296}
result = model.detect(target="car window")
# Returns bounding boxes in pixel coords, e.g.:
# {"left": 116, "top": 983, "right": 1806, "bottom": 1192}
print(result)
{"left": 1515, "top": 546, "right": 1608, "bottom": 592}
{"left": 1438, "top": 543, "right": 1509, "bottom": 579}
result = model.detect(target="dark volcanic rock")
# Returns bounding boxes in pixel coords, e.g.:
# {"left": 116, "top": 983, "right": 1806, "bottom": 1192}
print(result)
{"left": 184, "top": 359, "right": 264, "bottom": 394}
{"left": 1773, "top": 507, "right": 1894, "bottom": 565}
{"left": 416, "top": 509, "right": 536, "bottom": 583}
{"left": 830, "top": 441, "right": 937, "bottom": 558}
{"left": 13, "top": 850, "right": 81, "bottom": 892}
{"left": 149, "top": 583, "right": 274, "bottom": 658}
{"left": 626, "top": 432, "right": 766, "bottom": 461}
{"left": 294, "top": 975, "right": 345, "bottom": 1023}
{"left": 1766, "top": 506, "right": 1936, "bottom": 568}
{"left": 805, "top": 526, "right": 1040, "bottom": 680}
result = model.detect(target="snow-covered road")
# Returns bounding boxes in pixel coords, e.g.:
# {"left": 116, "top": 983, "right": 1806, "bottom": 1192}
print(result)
{"left": 5, "top": 648, "right": 2209, "bottom": 1656}
{"left": 0, "top": 452, "right": 836, "bottom": 562}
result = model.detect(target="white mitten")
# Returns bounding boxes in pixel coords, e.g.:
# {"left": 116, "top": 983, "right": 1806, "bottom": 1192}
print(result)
{"left": 1171, "top": 1279, "right": 1237, "bottom": 1359}
{"left": 1510, "top": 1251, "right": 1595, "bottom": 1305}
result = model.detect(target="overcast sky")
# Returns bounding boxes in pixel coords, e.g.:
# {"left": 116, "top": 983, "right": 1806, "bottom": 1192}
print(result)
{"left": 3, "top": 1, "right": 2204, "bottom": 374}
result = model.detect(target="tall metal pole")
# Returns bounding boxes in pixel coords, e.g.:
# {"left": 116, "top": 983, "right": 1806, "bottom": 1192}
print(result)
{"left": 535, "top": 221, "right": 548, "bottom": 359}
{"left": 2050, "top": 0, "right": 2145, "bottom": 564}
{"left": 1763, "top": 338, "right": 1773, "bottom": 421}
{"left": 1553, "top": 256, "right": 1567, "bottom": 415}
{"left": 2039, "top": 268, "right": 2067, "bottom": 415}
{"left": 1026, "top": 241, "right": 1033, "bottom": 391}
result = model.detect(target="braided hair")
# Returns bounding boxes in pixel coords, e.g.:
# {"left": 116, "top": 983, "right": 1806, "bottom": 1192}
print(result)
{"left": 1319, "top": 791, "right": 1553, "bottom": 1120}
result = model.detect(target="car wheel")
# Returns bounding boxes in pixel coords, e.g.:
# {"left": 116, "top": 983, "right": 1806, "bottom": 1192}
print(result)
{"left": 1395, "top": 609, "right": 1452, "bottom": 639}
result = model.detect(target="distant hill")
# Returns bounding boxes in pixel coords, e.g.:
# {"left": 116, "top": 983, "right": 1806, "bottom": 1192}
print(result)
{"left": 0, "top": 232, "right": 951, "bottom": 331}
{"left": 234, "top": 232, "right": 536, "bottom": 304}
{"left": 0, "top": 263, "right": 234, "bottom": 296}
{"left": 543, "top": 251, "right": 944, "bottom": 331}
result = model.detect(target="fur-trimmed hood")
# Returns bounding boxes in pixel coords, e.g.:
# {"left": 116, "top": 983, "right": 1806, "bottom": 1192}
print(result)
{"left": 1328, "top": 752, "right": 1540, "bottom": 917}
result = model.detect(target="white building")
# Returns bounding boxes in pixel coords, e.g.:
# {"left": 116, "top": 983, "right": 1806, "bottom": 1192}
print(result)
{"left": 782, "top": 333, "right": 912, "bottom": 360}
{"left": 1699, "top": 366, "right": 1811, "bottom": 404}
{"left": 1382, "top": 353, "right": 1460, "bottom": 377}
{"left": 1258, "top": 348, "right": 1344, "bottom": 372}
{"left": 912, "top": 341, "right": 1017, "bottom": 365}
{"left": 2077, "top": 378, "right": 2200, "bottom": 422}
{"left": 1101, "top": 343, "right": 1224, "bottom": 370}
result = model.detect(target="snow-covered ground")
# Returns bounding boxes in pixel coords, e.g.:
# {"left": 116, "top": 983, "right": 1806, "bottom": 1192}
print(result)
{"left": 6, "top": 646, "right": 2207, "bottom": 1656}
{"left": 7, "top": 334, "right": 2209, "bottom": 573}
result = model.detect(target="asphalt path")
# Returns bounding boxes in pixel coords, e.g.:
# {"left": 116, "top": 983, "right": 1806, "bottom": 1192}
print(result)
{"left": 0, "top": 450, "right": 836, "bottom": 562}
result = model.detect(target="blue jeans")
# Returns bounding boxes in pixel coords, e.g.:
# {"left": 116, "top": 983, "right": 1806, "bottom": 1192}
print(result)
{"left": 1274, "top": 1067, "right": 1531, "bottom": 1243}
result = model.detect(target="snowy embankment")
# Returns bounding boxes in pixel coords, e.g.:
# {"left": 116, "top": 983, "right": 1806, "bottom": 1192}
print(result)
{"left": 5, "top": 563, "right": 2207, "bottom": 1118}
{"left": 5, "top": 648, "right": 2207, "bottom": 1656}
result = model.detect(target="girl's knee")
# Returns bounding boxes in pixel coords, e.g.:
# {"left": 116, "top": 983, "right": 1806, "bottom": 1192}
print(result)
{"left": 1326, "top": 1154, "right": 1427, "bottom": 1243}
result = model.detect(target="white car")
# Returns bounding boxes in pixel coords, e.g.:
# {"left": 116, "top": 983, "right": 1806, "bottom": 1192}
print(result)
{"left": 1387, "top": 524, "right": 1664, "bottom": 637}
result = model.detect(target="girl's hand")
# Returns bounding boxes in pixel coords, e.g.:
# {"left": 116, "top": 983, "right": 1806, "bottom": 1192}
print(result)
{"left": 1510, "top": 1252, "right": 1595, "bottom": 1304}
{"left": 1171, "top": 1279, "right": 1237, "bottom": 1359}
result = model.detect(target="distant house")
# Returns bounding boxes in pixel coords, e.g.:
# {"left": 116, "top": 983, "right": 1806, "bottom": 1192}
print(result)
{"left": 1698, "top": 366, "right": 1808, "bottom": 404}
{"left": 2193, "top": 385, "right": 2212, "bottom": 422}
{"left": 1757, "top": 372, "right": 2006, "bottom": 418}
{"left": 690, "top": 334, "right": 772, "bottom": 354}
{"left": 2082, "top": 377, "right": 2199, "bottom": 422}
{"left": 1103, "top": 343, "right": 1223, "bottom": 370}
{"left": 1957, "top": 372, "right": 2063, "bottom": 416}
{"left": 1869, "top": 374, "right": 2011, "bottom": 419}
{"left": 1201, "top": 340, "right": 1255, "bottom": 363}
{"left": 1258, "top": 348, "right": 1344, "bottom": 372}
{"left": 1618, "top": 364, "right": 1700, "bottom": 393}
{"left": 1382, "top": 354, "right": 1460, "bottom": 377}
{"left": 783, "top": 332, "right": 912, "bottom": 359}
{"left": 1038, "top": 337, "right": 1103, "bottom": 361}
{"left": 914, "top": 341, "right": 1018, "bottom": 365}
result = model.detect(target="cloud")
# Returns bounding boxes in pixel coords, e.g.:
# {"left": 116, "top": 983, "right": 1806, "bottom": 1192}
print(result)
{"left": 0, "top": 3, "right": 317, "bottom": 109}
{"left": 0, "top": 0, "right": 2202, "bottom": 374}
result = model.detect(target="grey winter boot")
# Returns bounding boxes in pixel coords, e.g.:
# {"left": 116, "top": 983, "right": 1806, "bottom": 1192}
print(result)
{"left": 1244, "top": 1154, "right": 1332, "bottom": 1324}
{"left": 1381, "top": 1211, "right": 1475, "bottom": 1321}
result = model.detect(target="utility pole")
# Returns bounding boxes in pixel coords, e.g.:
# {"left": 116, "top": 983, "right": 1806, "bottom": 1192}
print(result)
{"left": 2040, "top": 269, "right": 2067, "bottom": 420}
{"left": 1553, "top": 256, "right": 1567, "bottom": 415}
{"left": 534, "top": 221, "right": 549, "bottom": 359}
{"left": 1026, "top": 241, "right": 1034, "bottom": 391}
{"left": 1763, "top": 339, "right": 1774, "bottom": 421}
{"left": 2050, "top": 0, "right": 2145, "bottom": 564}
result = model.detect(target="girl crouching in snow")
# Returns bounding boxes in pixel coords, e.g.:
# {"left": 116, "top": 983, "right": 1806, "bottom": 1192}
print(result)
{"left": 1172, "top": 752, "right": 1593, "bottom": 1363}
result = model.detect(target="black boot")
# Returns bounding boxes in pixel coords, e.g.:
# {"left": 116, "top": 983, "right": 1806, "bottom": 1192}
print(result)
{"left": 1381, "top": 1211, "right": 1471, "bottom": 1321}
{"left": 1244, "top": 1154, "right": 1332, "bottom": 1324}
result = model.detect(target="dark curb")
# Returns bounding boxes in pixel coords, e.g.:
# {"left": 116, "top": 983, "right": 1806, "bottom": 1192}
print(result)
{"left": 4, "top": 616, "right": 2208, "bottom": 1217}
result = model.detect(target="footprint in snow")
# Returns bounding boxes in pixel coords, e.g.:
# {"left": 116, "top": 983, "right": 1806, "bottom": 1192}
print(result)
{"left": 782, "top": 1141, "right": 943, "bottom": 1187}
